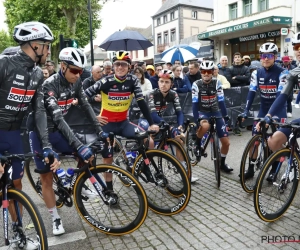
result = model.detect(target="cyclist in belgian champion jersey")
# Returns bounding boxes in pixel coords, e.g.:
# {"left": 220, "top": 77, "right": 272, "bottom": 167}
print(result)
{"left": 242, "top": 42, "right": 289, "bottom": 180}
{"left": 192, "top": 61, "right": 232, "bottom": 173}
{"left": 256, "top": 33, "right": 300, "bottom": 181}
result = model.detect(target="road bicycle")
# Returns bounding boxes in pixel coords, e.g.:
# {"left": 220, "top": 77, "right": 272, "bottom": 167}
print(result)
{"left": 239, "top": 118, "right": 276, "bottom": 193}
{"left": 254, "top": 122, "right": 300, "bottom": 222}
{"left": 113, "top": 131, "right": 191, "bottom": 215}
{"left": 0, "top": 152, "right": 48, "bottom": 250}
{"left": 25, "top": 133, "right": 148, "bottom": 236}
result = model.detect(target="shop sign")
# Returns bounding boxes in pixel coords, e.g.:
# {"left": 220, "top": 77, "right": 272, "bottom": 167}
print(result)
{"left": 229, "top": 30, "right": 280, "bottom": 43}
{"left": 280, "top": 28, "right": 288, "bottom": 35}
{"left": 198, "top": 16, "right": 292, "bottom": 40}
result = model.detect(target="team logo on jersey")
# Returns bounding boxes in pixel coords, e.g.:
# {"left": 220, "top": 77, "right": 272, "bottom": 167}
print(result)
{"left": 7, "top": 87, "right": 35, "bottom": 103}
{"left": 201, "top": 95, "right": 216, "bottom": 103}
{"left": 16, "top": 74, "right": 24, "bottom": 80}
{"left": 48, "top": 91, "right": 54, "bottom": 96}
{"left": 108, "top": 92, "right": 131, "bottom": 101}
{"left": 57, "top": 99, "right": 73, "bottom": 112}
{"left": 259, "top": 85, "right": 276, "bottom": 94}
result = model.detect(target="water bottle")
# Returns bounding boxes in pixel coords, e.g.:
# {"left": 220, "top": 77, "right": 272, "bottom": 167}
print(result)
{"left": 126, "top": 151, "right": 137, "bottom": 167}
{"left": 57, "top": 169, "right": 67, "bottom": 187}
{"left": 201, "top": 133, "right": 208, "bottom": 148}
{"left": 65, "top": 168, "right": 74, "bottom": 187}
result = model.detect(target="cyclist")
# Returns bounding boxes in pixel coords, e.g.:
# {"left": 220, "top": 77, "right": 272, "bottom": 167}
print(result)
{"left": 28, "top": 47, "right": 109, "bottom": 236}
{"left": 138, "top": 69, "right": 199, "bottom": 183}
{"left": 242, "top": 42, "right": 289, "bottom": 180}
{"left": 192, "top": 61, "right": 232, "bottom": 173}
{"left": 256, "top": 33, "right": 300, "bottom": 181}
{"left": 85, "top": 51, "right": 158, "bottom": 172}
{"left": 0, "top": 21, "right": 58, "bottom": 249}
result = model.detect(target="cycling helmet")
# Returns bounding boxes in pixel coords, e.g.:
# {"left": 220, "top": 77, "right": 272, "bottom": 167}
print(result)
{"left": 59, "top": 47, "right": 86, "bottom": 68}
{"left": 292, "top": 32, "right": 300, "bottom": 45}
{"left": 200, "top": 61, "right": 214, "bottom": 70}
{"left": 259, "top": 42, "right": 278, "bottom": 54}
{"left": 13, "top": 21, "right": 54, "bottom": 44}
{"left": 112, "top": 51, "right": 132, "bottom": 65}
{"left": 158, "top": 69, "right": 174, "bottom": 81}
{"left": 248, "top": 60, "right": 262, "bottom": 71}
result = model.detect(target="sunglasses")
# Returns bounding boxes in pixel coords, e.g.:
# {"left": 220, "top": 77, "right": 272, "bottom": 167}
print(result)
{"left": 38, "top": 42, "right": 51, "bottom": 50}
{"left": 293, "top": 44, "right": 300, "bottom": 51}
{"left": 200, "top": 69, "right": 213, "bottom": 74}
{"left": 67, "top": 65, "right": 83, "bottom": 75}
{"left": 260, "top": 53, "right": 275, "bottom": 60}
{"left": 113, "top": 62, "right": 129, "bottom": 68}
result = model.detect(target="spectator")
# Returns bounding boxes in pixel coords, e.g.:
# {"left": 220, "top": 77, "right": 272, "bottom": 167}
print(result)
{"left": 45, "top": 59, "right": 56, "bottom": 76}
{"left": 166, "top": 62, "right": 173, "bottom": 70}
{"left": 146, "top": 65, "right": 155, "bottom": 76}
{"left": 218, "top": 56, "right": 231, "bottom": 81}
{"left": 134, "top": 66, "right": 153, "bottom": 96}
{"left": 174, "top": 60, "right": 181, "bottom": 66}
{"left": 242, "top": 55, "right": 251, "bottom": 67}
{"left": 228, "top": 52, "right": 250, "bottom": 87}
{"left": 102, "top": 61, "right": 113, "bottom": 77}
{"left": 213, "top": 65, "right": 230, "bottom": 89}
{"left": 186, "top": 62, "right": 201, "bottom": 85}
{"left": 281, "top": 56, "right": 296, "bottom": 71}
{"left": 82, "top": 65, "right": 103, "bottom": 115}
{"left": 138, "top": 61, "right": 150, "bottom": 79}
{"left": 172, "top": 65, "right": 191, "bottom": 92}
{"left": 150, "top": 64, "right": 162, "bottom": 89}
{"left": 42, "top": 66, "right": 49, "bottom": 81}
{"left": 182, "top": 66, "right": 189, "bottom": 76}
{"left": 80, "top": 68, "right": 91, "bottom": 82}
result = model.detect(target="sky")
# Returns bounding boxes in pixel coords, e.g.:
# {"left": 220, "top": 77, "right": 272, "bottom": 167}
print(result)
{"left": 0, "top": 0, "right": 162, "bottom": 49}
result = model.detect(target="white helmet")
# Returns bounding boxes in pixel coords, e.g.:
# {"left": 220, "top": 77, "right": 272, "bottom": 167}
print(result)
{"left": 59, "top": 47, "right": 86, "bottom": 68}
{"left": 200, "top": 61, "right": 214, "bottom": 70}
{"left": 13, "top": 21, "right": 54, "bottom": 44}
{"left": 259, "top": 42, "right": 278, "bottom": 54}
{"left": 292, "top": 32, "right": 300, "bottom": 45}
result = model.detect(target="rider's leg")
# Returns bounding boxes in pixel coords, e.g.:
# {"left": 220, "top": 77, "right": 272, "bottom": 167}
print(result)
{"left": 194, "top": 119, "right": 210, "bottom": 160}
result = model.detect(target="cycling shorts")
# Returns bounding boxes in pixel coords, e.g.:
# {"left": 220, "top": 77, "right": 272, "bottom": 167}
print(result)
{"left": 0, "top": 130, "right": 24, "bottom": 180}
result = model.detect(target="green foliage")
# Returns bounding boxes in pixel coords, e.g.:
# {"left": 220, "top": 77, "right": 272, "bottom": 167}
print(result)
{"left": 4, "top": 0, "right": 101, "bottom": 63}
{"left": 0, "top": 30, "right": 17, "bottom": 53}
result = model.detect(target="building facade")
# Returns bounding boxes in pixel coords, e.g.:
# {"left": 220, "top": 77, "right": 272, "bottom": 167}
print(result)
{"left": 152, "top": 0, "right": 214, "bottom": 61}
{"left": 198, "top": 0, "right": 300, "bottom": 63}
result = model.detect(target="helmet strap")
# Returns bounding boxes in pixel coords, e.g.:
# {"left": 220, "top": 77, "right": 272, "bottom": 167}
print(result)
{"left": 28, "top": 41, "right": 44, "bottom": 65}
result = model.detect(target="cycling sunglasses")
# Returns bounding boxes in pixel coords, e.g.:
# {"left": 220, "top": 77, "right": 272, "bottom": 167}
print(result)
{"left": 260, "top": 53, "right": 275, "bottom": 60}
{"left": 293, "top": 44, "right": 300, "bottom": 51}
{"left": 200, "top": 69, "right": 213, "bottom": 75}
{"left": 113, "top": 62, "right": 129, "bottom": 68}
{"left": 67, "top": 65, "right": 83, "bottom": 75}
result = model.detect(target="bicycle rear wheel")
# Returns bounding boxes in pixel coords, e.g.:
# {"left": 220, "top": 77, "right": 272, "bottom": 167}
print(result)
{"left": 212, "top": 133, "right": 221, "bottom": 188}
{"left": 0, "top": 188, "right": 48, "bottom": 250}
{"left": 73, "top": 164, "right": 148, "bottom": 236}
{"left": 132, "top": 150, "right": 191, "bottom": 215}
{"left": 254, "top": 148, "right": 300, "bottom": 222}
{"left": 185, "top": 123, "right": 198, "bottom": 166}
{"left": 240, "top": 134, "right": 268, "bottom": 193}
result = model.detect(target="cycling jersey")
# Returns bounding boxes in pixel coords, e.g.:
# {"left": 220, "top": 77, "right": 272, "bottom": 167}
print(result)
{"left": 36, "top": 71, "right": 102, "bottom": 150}
{"left": 85, "top": 74, "right": 144, "bottom": 122}
{"left": 146, "top": 88, "right": 184, "bottom": 125}
{"left": 245, "top": 64, "right": 288, "bottom": 117}
{"left": 268, "top": 66, "right": 300, "bottom": 116}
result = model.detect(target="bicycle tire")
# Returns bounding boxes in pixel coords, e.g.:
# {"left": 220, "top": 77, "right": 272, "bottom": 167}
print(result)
{"left": 212, "top": 133, "right": 221, "bottom": 188}
{"left": 73, "top": 164, "right": 148, "bottom": 235}
{"left": 0, "top": 188, "right": 48, "bottom": 250}
{"left": 158, "top": 138, "right": 192, "bottom": 181}
{"left": 254, "top": 148, "right": 300, "bottom": 222}
{"left": 132, "top": 149, "right": 191, "bottom": 215}
{"left": 185, "top": 123, "right": 198, "bottom": 166}
{"left": 240, "top": 134, "right": 268, "bottom": 193}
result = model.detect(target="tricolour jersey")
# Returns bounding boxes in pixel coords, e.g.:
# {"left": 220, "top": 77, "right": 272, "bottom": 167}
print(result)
{"left": 192, "top": 78, "right": 224, "bottom": 113}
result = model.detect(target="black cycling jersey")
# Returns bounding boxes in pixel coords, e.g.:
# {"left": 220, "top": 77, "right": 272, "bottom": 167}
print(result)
{"left": 0, "top": 50, "right": 50, "bottom": 148}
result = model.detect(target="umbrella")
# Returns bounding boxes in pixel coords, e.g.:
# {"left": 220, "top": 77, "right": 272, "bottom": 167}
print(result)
{"left": 99, "top": 30, "right": 153, "bottom": 51}
{"left": 161, "top": 44, "right": 198, "bottom": 64}
{"left": 1, "top": 46, "right": 20, "bottom": 55}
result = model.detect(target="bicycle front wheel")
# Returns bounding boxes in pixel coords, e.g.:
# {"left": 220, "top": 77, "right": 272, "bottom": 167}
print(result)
{"left": 212, "top": 133, "right": 221, "bottom": 188}
{"left": 0, "top": 188, "right": 48, "bottom": 250}
{"left": 73, "top": 164, "right": 148, "bottom": 236}
{"left": 132, "top": 150, "right": 191, "bottom": 215}
{"left": 254, "top": 148, "right": 300, "bottom": 222}
{"left": 240, "top": 134, "right": 268, "bottom": 193}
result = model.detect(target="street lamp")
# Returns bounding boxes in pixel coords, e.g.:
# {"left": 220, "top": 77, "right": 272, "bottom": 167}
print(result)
{"left": 88, "top": 0, "right": 94, "bottom": 66}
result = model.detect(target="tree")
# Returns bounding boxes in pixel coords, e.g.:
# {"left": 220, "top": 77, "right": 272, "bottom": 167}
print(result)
{"left": 4, "top": 0, "right": 101, "bottom": 64}
{"left": 0, "top": 30, "right": 16, "bottom": 53}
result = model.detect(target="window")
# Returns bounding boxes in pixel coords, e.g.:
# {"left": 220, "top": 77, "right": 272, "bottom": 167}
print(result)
{"left": 191, "top": 11, "right": 197, "bottom": 19}
{"left": 157, "top": 18, "right": 161, "bottom": 26}
{"left": 144, "top": 49, "right": 148, "bottom": 57}
{"left": 170, "top": 12, "right": 175, "bottom": 20}
{"left": 135, "top": 51, "right": 138, "bottom": 58}
{"left": 157, "top": 33, "right": 162, "bottom": 45}
{"left": 211, "top": 13, "right": 214, "bottom": 21}
{"left": 164, "top": 31, "right": 169, "bottom": 44}
{"left": 170, "top": 29, "right": 176, "bottom": 42}
{"left": 244, "top": 0, "right": 252, "bottom": 15}
{"left": 229, "top": 3, "right": 238, "bottom": 20}
{"left": 163, "top": 15, "right": 167, "bottom": 23}
{"left": 259, "top": 0, "right": 269, "bottom": 11}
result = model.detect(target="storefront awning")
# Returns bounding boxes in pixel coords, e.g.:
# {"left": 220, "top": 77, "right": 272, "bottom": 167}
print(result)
{"left": 197, "top": 16, "right": 292, "bottom": 40}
